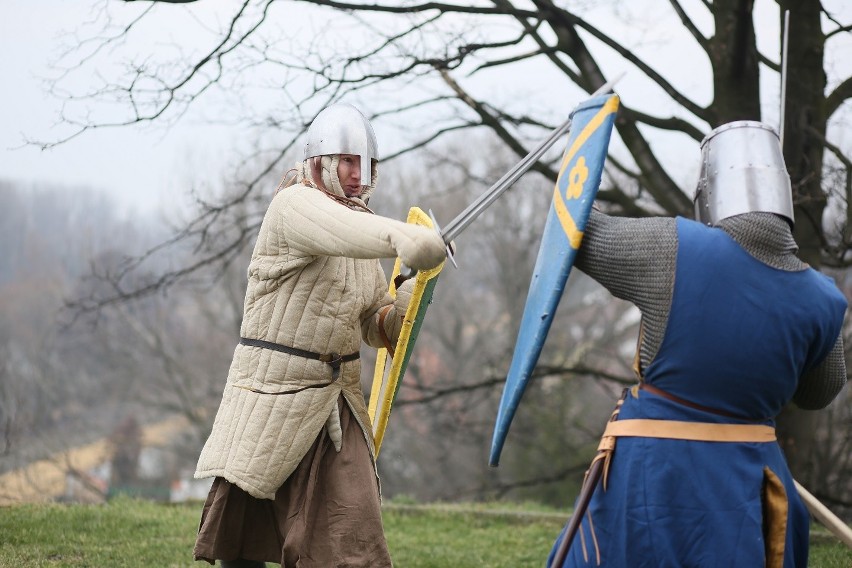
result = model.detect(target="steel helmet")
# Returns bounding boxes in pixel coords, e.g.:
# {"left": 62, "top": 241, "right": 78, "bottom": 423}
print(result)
{"left": 694, "top": 121, "right": 794, "bottom": 227}
{"left": 304, "top": 103, "right": 378, "bottom": 187}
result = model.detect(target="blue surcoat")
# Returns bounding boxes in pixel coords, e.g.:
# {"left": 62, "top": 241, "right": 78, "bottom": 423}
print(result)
{"left": 550, "top": 218, "right": 846, "bottom": 567}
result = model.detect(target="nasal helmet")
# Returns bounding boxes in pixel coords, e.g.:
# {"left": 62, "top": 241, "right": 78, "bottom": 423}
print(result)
{"left": 694, "top": 121, "right": 793, "bottom": 227}
{"left": 304, "top": 103, "right": 378, "bottom": 187}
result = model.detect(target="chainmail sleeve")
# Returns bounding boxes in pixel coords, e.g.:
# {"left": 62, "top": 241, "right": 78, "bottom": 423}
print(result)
{"left": 575, "top": 209, "right": 678, "bottom": 369}
{"left": 576, "top": 210, "right": 848, "bottom": 402}
{"left": 793, "top": 337, "right": 847, "bottom": 410}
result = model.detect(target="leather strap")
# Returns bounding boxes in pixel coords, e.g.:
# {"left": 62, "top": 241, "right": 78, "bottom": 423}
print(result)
{"left": 638, "top": 382, "right": 759, "bottom": 420}
{"left": 601, "top": 419, "right": 776, "bottom": 443}
{"left": 239, "top": 337, "right": 359, "bottom": 388}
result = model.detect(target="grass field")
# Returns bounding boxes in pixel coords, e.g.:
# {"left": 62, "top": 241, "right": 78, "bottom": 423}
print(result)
{"left": 1, "top": 497, "right": 849, "bottom": 567}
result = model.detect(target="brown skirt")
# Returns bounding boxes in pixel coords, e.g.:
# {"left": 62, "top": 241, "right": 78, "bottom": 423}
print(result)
{"left": 193, "top": 397, "right": 392, "bottom": 567}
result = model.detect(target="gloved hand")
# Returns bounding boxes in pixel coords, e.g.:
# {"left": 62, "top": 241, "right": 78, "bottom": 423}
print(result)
{"left": 395, "top": 225, "right": 446, "bottom": 271}
{"left": 374, "top": 279, "right": 416, "bottom": 349}
{"left": 393, "top": 278, "right": 416, "bottom": 317}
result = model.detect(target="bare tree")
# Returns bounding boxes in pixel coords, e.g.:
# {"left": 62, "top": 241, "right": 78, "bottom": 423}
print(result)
{"left": 0, "top": 183, "right": 241, "bottom": 501}
{"left": 353, "top": 140, "right": 648, "bottom": 502}
{"left": 42, "top": 1, "right": 852, "bottom": 501}
{"left": 0, "top": 183, "right": 155, "bottom": 477}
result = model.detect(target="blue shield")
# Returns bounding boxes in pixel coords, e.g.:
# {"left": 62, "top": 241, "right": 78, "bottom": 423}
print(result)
{"left": 490, "top": 94, "right": 620, "bottom": 466}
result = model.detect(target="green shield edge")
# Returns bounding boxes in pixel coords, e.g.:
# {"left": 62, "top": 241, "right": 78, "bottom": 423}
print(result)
{"left": 369, "top": 207, "right": 445, "bottom": 457}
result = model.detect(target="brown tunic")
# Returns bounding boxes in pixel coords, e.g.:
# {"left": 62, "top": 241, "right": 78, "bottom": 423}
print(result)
{"left": 194, "top": 398, "right": 392, "bottom": 567}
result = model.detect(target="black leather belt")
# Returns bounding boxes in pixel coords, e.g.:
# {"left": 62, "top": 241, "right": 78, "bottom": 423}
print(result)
{"left": 240, "top": 337, "right": 360, "bottom": 384}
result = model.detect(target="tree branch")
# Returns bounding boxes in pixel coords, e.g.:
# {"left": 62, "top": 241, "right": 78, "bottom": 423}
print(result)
{"left": 486, "top": 462, "right": 589, "bottom": 500}
{"left": 668, "top": 0, "right": 710, "bottom": 50}
{"left": 620, "top": 107, "right": 705, "bottom": 142}
{"left": 397, "top": 363, "right": 633, "bottom": 407}
{"left": 491, "top": 0, "right": 583, "bottom": 86}
{"left": 33, "top": 0, "right": 268, "bottom": 150}
{"left": 822, "top": 6, "right": 852, "bottom": 40}
{"left": 438, "top": 68, "right": 558, "bottom": 180}
{"left": 299, "top": 0, "right": 537, "bottom": 17}
{"left": 537, "top": 1, "right": 710, "bottom": 121}
{"left": 826, "top": 77, "right": 852, "bottom": 119}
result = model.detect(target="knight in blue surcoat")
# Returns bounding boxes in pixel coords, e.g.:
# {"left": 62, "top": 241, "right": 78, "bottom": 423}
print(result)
{"left": 549, "top": 121, "right": 848, "bottom": 567}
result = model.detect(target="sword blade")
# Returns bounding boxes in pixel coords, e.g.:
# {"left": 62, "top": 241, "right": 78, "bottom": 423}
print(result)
{"left": 440, "top": 73, "right": 625, "bottom": 243}
{"left": 550, "top": 389, "right": 626, "bottom": 567}
{"left": 440, "top": 119, "right": 573, "bottom": 242}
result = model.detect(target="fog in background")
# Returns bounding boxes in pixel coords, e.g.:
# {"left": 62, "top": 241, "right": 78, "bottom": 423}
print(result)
{"left": 1, "top": 0, "right": 850, "bottom": 517}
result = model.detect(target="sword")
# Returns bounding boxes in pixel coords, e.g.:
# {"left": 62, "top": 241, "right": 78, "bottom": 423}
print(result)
{"left": 549, "top": 398, "right": 852, "bottom": 567}
{"left": 549, "top": 458, "right": 605, "bottom": 567}
{"left": 549, "top": 390, "right": 626, "bottom": 568}
{"left": 396, "top": 74, "right": 624, "bottom": 285}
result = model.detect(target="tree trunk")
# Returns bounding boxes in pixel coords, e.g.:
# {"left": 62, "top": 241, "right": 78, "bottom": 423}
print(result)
{"left": 780, "top": 0, "right": 827, "bottom": 264}
{"left": 708, "top": 0, "right": 830, "bottom": 482}
{"left": 776, "top": 0, "right": 828, "bottom": 481}
{"left": 708, "top": 0, "right": 761, "bottom": 125}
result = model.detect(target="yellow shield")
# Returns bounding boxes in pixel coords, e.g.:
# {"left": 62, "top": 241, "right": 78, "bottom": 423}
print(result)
{"left": 368, "top": 207, "right": 445, "bottom": 457}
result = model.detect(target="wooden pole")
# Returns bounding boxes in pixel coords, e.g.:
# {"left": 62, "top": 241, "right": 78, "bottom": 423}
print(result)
{"left": 794, "top": 480, "right": 852, "bottom": 548}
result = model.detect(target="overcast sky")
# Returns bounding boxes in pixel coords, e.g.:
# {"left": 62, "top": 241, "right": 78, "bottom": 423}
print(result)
{"left": 2, "top": 1, "right": 850, "bottom": 218}
{"left": 1, "top": 1, "right": 241, "bottom": 216}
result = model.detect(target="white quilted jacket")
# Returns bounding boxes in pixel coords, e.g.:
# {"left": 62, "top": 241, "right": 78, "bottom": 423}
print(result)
{"left": 194, "top": 181, "right": 442, "bottom": 499}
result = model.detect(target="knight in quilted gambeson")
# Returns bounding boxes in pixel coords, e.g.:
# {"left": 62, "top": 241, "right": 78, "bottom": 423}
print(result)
{"left": 193, "top": 104, "right": 445, "bottom": 568}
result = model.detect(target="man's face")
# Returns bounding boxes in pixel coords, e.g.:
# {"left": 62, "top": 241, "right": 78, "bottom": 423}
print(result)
{"left": 337, "top": 154, "right": 364, "bottom": 197}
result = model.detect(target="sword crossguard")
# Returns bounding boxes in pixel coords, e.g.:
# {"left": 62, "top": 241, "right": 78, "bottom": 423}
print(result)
{"left": 428, "top": 209, "right": 458, "bottom": 269}
{"left": 446, "top": 245, "right": 458, "bottom": 269}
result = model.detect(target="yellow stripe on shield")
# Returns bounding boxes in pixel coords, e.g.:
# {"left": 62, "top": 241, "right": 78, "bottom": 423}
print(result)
{"left": 368, "top": 207, "right": 446, "bottom": 458}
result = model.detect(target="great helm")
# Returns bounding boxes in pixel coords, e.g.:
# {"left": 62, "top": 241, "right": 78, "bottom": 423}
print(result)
{"left": 304, "top": 103, "right": 378, "bottom": 187}
{"left": 694, "top": 120, "right": 794, "bottom": 227}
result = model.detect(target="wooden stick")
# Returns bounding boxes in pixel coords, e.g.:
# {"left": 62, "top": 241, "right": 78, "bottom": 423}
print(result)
{"left": 794, "top": 480, "right": 852, "bottom": 548}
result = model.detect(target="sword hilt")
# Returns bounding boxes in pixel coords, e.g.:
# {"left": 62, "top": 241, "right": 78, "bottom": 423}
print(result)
{"left": 394, "top": 264, "right": 417, "bottom": 290}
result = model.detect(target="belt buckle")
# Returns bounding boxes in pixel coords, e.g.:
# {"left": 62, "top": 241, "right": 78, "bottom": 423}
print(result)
{"left": 322, "top": 352, "right": 343, "bottom": 381}
{"left": 320, "top": 352, "right": 341, "bottom": 366}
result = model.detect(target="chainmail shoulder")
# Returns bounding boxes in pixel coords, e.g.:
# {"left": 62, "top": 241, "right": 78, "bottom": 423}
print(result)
{"left": 715, "top": 212, "right": 806, "bottom": 271}
{"left": 575, "top": 209, "right": 676, "bottom": 368}
{"left": 577, "top": 210, "right": 846, "bottom": 408}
